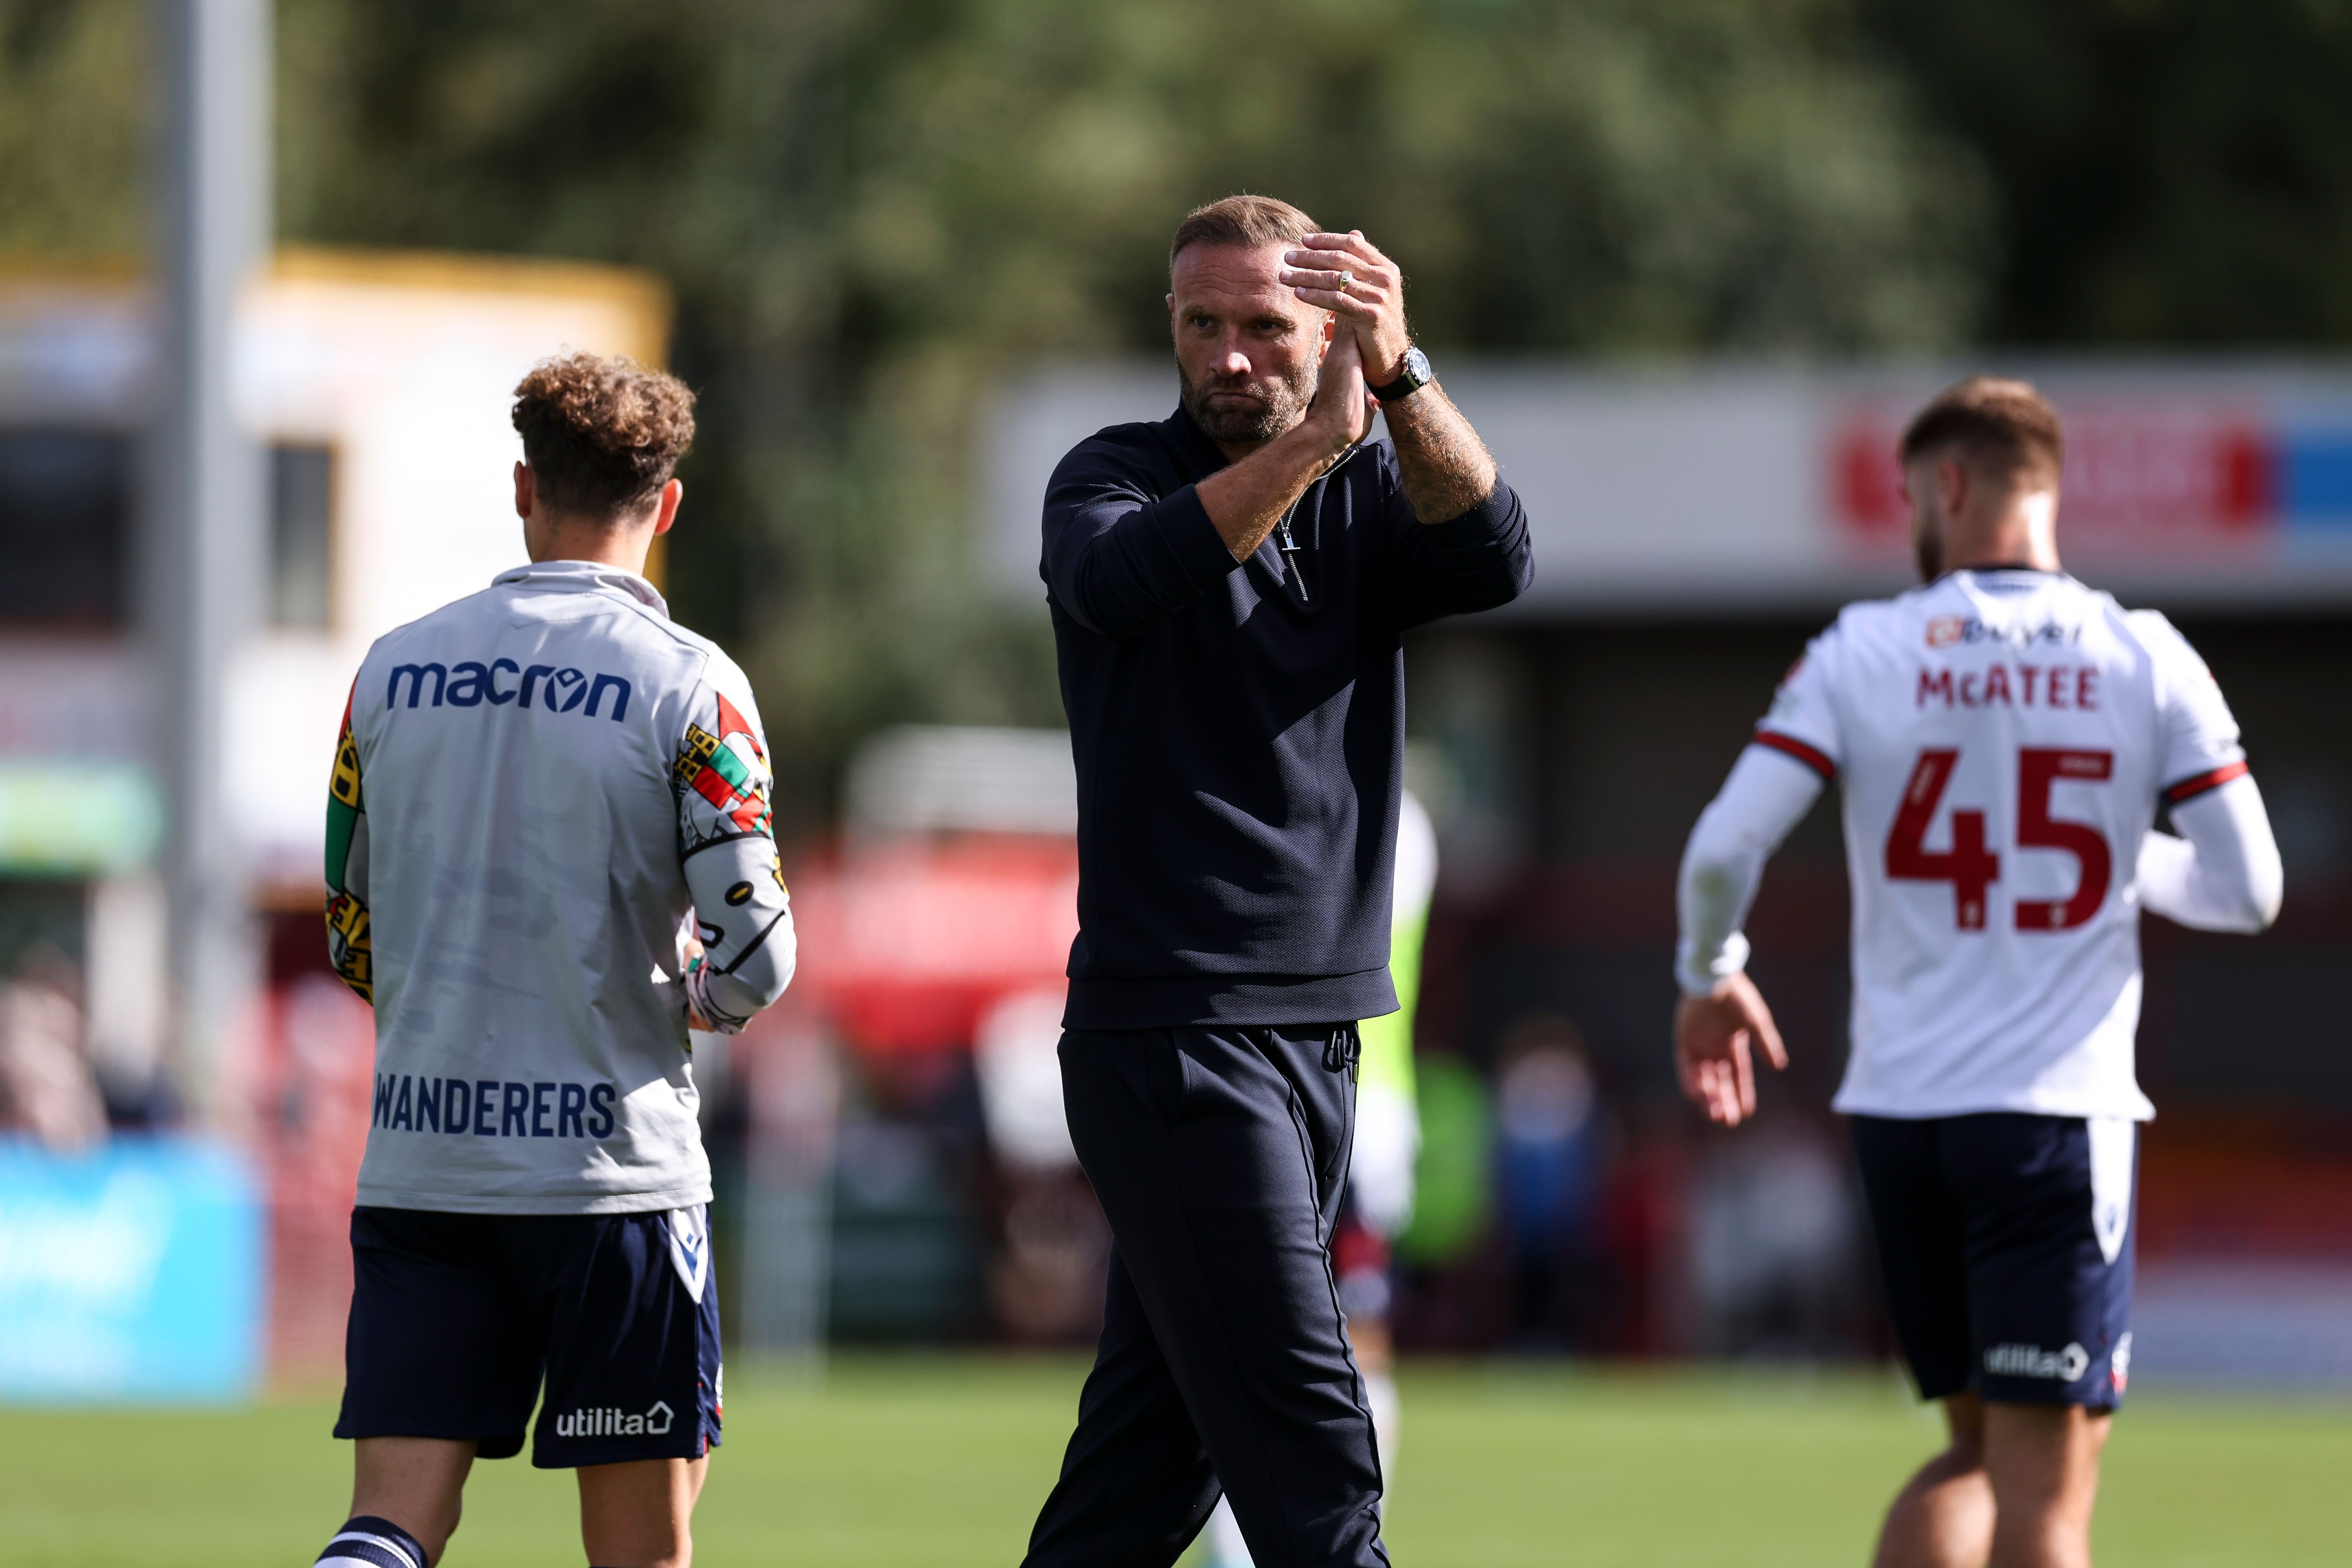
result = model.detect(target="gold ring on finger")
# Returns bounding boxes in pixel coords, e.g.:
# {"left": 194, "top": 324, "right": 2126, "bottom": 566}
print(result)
{"left": 1338, "top": 270, "right": 1353, "bottom": 289}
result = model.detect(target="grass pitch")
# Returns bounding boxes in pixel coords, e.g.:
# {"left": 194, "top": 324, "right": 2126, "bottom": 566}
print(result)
{"left": 0, "top": 1356, "right": 2345, "bottom": 1566}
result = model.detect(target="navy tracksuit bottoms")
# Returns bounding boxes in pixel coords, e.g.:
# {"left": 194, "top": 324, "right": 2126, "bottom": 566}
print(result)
{"left": 1021, "top": 1023, "right": 1389, "bottom": 1568}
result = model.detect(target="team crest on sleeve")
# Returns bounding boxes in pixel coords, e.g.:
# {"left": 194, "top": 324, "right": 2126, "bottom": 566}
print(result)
{"left": 675, "top": 693, "right": 775, "bottom": 845}
{"left": 325, "top": 686, "right": 374, "bottom": 1004}
{"left": 326, "top": 892, "right": 372, "bottom": 1000}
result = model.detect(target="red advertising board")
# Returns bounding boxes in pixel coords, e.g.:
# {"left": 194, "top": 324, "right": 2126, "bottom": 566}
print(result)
{"left": 1830, "top": 400, "right": 2278, "bottom": 559}
{"left": 787, "top": 836, "right": 1078, "bottom": 1056}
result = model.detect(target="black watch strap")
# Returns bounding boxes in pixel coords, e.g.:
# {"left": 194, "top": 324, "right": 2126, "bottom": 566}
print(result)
{"left": 1370, "top": 346, "right": 1433, "bottom": 403}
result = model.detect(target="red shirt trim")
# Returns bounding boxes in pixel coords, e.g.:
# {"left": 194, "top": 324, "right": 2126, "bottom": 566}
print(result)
{"left": 1753, "top": 730, "right": 1837, "bottom": 782}
{"left": 2162, "top": 760, "right": 2250, "bottom": 807}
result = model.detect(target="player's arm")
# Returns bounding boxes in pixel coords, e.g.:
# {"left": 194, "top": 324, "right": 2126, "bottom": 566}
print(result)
{"left": 674, "top": 671, "right": 797, "bottom": 1033}
{"left": 2138, "top": 773, "right": 2283, "bottom": 933}
{"left": 1673, "top": 746, "right": 1822, "bottom": 1124}
{"left": 2131, "top": 610, "right": 2283, "bottom": 936}
{"left": 1673, "top": 629, "right": 1843, "bottom": 1125}
{"left": 324, "top": 681, "right": 373, "bottom": 1005}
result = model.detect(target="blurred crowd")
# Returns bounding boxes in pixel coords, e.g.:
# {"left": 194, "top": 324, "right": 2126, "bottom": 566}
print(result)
{"left": 684, "top": 996, "right": 1880, "bottom": 1362}
{"left": 0, "top": 945, "right": 103, "bottom": 1151}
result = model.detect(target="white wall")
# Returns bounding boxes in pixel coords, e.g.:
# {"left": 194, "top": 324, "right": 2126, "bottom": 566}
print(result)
{"left": 984, "top": 358, "right": 2352, "bottom": 617}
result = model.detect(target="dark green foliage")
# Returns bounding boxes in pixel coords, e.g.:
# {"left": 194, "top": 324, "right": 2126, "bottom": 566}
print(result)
{"left": 0, "top": 0, "right": 148, "bottom": 258}
{"left": 1866, "top": 0, "right": 2352, "bottom": 345}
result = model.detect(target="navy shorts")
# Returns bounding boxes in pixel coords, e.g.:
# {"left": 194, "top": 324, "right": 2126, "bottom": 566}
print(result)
{"left": 1851, "top": 1113, "right": 2136, "bottom": 1410}
{"left": 334, "top": 1205, "right": 722, "bottom": 1467}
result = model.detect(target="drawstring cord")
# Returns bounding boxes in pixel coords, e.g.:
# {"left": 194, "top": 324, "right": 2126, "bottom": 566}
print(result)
{"left": 1270, "top": 441, "right": 1368, "bottom": 605}
{"left": 1275, "top": 505, "right": 1307, "bottom": 603}
{"left": 1324, "top": 1025, "right": 1360, "bottom": 1082}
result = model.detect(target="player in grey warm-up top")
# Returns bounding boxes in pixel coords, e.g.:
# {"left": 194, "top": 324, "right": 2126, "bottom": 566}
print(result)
{"left": 312, "top": 352, "right": 794, "bottom": 1568}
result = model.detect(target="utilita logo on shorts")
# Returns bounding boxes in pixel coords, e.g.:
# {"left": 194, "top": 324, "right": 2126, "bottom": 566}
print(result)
{"left": 555, "top": 1401, "right": 674, "bottom": 1439}
{"left": 1984, "top": 1341, "right": 2091, "bottom": 1382}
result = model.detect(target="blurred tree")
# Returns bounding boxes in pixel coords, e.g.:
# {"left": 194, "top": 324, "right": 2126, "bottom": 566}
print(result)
{"left": 4, "top": 0, "right": 1989, "bottom": 827}
{"left": 1866, "top": 0, "right": 2352, "bottom": 344}
{"left": 0, "top": 0, "right": 147, "bottom": 258}
{"left": 278, "top": 0, "right": 1987, "bottom": 827}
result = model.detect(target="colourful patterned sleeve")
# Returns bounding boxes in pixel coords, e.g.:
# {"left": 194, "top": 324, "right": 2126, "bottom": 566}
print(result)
{"left": 325, "top": 681, "right": 374, "bottom": 1004}
{"left": 673, "top": 659, "right": 796, "bottom": 1031}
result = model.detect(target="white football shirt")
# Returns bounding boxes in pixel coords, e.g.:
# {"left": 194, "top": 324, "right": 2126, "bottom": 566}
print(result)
{"left": 1755, "top": 568, "right": 2247, "bottom": 1121}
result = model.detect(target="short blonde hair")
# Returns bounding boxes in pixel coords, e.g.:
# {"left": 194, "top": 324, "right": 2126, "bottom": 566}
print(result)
{"left": 1169, "top": 194, "right": 1320, "bottom": 270}
{"left": 1900, "top": 376, "right": 2065, "bottom": 487}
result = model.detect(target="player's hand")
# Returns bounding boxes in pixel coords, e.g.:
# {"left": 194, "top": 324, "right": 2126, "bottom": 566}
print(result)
{"left": 1281, "top": 230, "right": 1412, "bottom": 387}
{"left": 1674, "top": 972, "right": 1788, "bottom": 1127}
{"left": 683, "top": 933, "right": 713, "bottom": 1031}
{"left": 1301, "top": 325, "right": 1379, "bottom": 458}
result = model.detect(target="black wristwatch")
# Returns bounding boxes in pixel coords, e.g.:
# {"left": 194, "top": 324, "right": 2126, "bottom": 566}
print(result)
{"left": 1370, "top": 346, "right": 1433, "bottom": 403}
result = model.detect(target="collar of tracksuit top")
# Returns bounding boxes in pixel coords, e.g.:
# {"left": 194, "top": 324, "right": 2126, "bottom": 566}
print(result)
{"left": 1041, "top": 404, "right": 1532, "bottom": 1033}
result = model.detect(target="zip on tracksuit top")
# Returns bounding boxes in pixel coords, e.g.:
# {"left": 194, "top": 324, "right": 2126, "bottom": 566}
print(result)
{"left": 1042, "top": 407, "right": 1534, "bottom": 1030}
{"left": 326, "top": 561, "right": 796, "bottom": 1214}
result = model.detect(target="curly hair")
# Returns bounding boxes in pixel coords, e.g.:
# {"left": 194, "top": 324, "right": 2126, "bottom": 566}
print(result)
{"left": 510, "top": 352, "right": 697, "bottom": 517}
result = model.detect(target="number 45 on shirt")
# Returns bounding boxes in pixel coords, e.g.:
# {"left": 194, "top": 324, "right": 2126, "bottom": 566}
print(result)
{"left": 1886, "top": 748, "right": 2114, "bottom": 931}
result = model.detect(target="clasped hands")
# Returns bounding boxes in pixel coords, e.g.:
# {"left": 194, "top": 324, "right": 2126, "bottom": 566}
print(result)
{"left": 1281, "top": 230, "right": 1414, "bottom": 461}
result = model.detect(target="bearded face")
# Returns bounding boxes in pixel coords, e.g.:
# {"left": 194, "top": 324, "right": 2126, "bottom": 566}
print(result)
{"left": 1179, "top": 351, "right": 1319, "bottom": 446}
{"left": 1168, "top": 241, "right": 1330, "bottom": 451}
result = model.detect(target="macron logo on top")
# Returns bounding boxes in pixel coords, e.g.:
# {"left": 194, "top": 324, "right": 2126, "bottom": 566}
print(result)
{"left": 388, "top": 659, "right": 630, "bottom": 720}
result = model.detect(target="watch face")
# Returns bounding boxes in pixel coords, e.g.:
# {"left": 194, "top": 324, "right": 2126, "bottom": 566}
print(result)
{"left": 1404, "top": 347, "right": 1431, "bottom": 385}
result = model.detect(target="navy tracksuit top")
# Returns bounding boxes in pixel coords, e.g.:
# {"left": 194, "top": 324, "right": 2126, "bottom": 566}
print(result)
{"left": 1040, "top": 404, "right": 1534, "bottom": 1030}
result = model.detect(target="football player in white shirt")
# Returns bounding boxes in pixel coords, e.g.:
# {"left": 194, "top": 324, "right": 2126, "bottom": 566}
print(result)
{"left": 1672, "top": 378, "right": 2281, "bottom": 1568}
